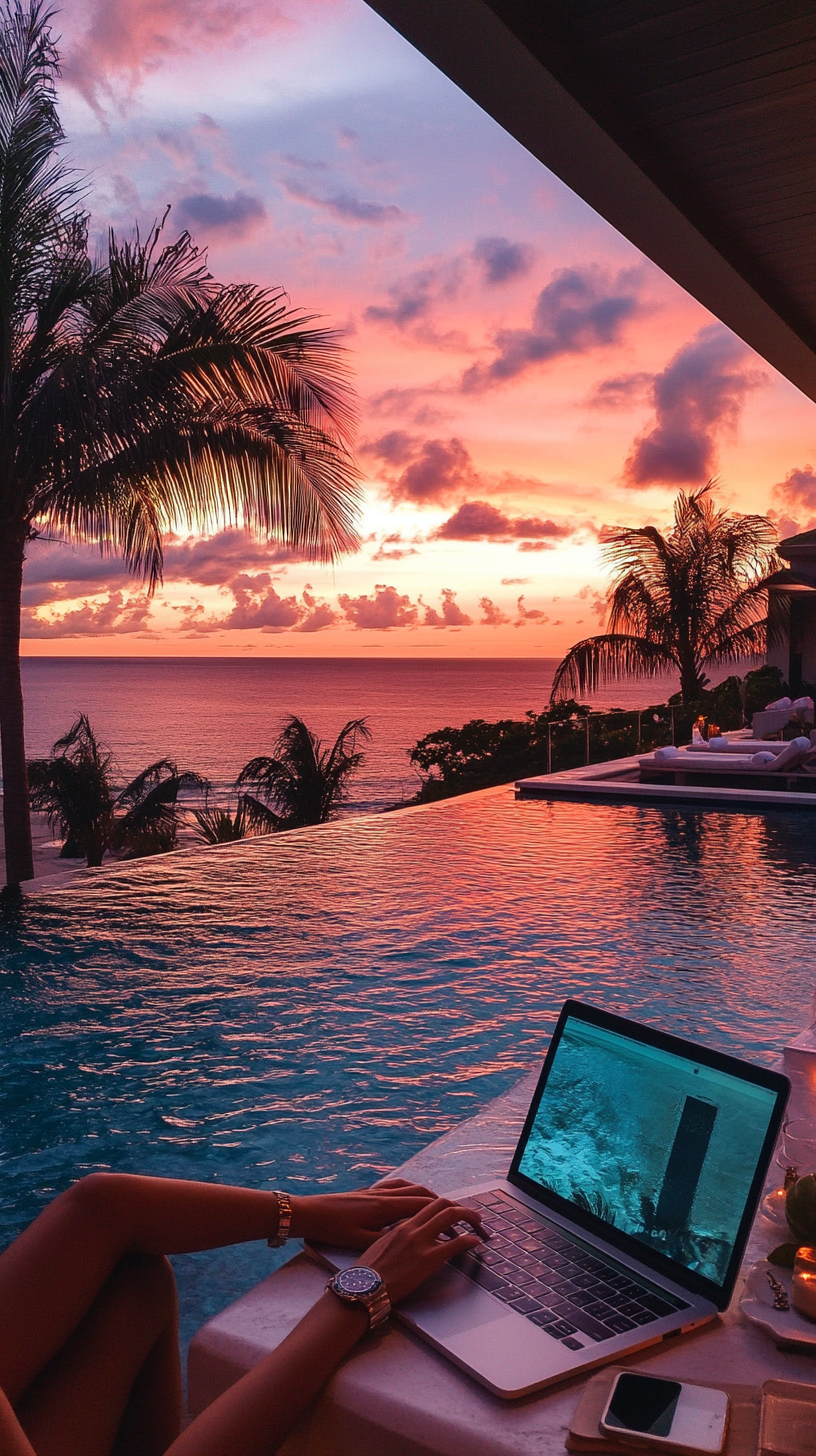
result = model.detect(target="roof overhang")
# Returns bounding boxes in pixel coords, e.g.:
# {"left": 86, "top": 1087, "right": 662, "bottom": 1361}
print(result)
{"left": 366, "top": 1, "right": 816, "bottom": 405}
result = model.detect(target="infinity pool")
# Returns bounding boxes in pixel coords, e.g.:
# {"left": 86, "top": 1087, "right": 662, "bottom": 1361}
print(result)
{"left": 1, "top": 788, "right": 813, "bottom": 1353}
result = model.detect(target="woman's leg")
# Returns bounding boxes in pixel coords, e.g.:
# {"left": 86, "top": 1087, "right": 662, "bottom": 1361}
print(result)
{"left": 0, "top": 1172, "right": 282, "bottom": 1404}
{"left": 14, "top": 1252, "right": 181, "bottom": 1456}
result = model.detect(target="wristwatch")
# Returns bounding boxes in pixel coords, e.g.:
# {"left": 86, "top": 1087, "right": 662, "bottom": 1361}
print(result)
{"left": 326, "top": 1266, "right": 391, "bottom": 1330}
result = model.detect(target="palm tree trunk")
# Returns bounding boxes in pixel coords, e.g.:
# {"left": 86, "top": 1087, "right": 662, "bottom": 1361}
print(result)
{"left": 0, "top": 529, "right": 33, "bottom": 886}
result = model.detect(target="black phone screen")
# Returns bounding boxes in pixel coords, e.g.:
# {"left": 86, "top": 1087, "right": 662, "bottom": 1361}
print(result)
{"left": 606, "top": 1374, "right": 682, "bottom": 1436}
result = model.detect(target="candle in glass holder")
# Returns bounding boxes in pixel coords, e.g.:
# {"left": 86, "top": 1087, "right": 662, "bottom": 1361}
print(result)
{"left": 792, "top": 1246, "right": 816, "bottom": 1320}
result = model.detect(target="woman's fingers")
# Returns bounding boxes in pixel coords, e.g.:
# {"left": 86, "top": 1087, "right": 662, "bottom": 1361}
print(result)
{"left": 413, "top": 1199, "right": 485, "bottom": 1238}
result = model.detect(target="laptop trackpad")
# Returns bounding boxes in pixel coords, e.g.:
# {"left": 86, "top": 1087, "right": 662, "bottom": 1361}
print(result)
{"left": 400, "top": 1266, "right": 510, "bottom": 1338}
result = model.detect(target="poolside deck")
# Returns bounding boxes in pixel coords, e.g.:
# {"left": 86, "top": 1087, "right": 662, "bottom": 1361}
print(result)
{"left": 516, "top": 752, "right": 816, "bottom": 810}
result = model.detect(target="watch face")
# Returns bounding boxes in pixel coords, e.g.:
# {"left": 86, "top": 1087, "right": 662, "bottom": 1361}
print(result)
{"left": 336, "top": 1266, "right": 381, "bottom": 1295}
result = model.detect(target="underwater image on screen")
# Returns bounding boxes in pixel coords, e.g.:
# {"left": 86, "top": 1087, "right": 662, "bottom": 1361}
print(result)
{"left": 517, "top": 1018, "right": 777, "bottom": 1286}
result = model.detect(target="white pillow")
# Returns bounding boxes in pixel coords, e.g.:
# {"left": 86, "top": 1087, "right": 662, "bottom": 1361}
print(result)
{"left": 708, "top": 736, "right": 729, "bottom": 751}
{"left": 765, "top": 696, "right": 792, "bottom": 710}
{"left": 768, "top": 736, "right": 811, "bottom": 771}
{"left": 793, "top": 696, "right": 814, "bottom": 713}
{"left": 750, "top": 751, "right": 777, "bottom": 767}
{"left": 653, "top": 746, "right": 681, "bottom": 764}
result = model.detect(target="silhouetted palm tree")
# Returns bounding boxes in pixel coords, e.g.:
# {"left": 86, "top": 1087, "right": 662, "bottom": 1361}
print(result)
{"left": 236, "top": 715, "right": 371, "bottom": 829}
{"left": 0, "top": 2, "right": 360, "bottom": 886}
{"left": 28, "top": 715, "right": 207, "bottom": 866}
{"left": 551, "top": 484, "right": 780, "bottom": 706}
{"left": 192, "top": 798, "right": 277, "bottom": 845}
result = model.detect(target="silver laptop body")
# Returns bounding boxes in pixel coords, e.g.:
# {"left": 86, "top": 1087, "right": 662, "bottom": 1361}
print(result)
{"left": 310, "top": 1000, "right": 789, "bottom": 1398}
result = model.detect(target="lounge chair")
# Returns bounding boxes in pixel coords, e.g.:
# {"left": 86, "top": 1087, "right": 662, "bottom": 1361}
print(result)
{"left": 639, "top": 737, "right": 816, "bottom": 791}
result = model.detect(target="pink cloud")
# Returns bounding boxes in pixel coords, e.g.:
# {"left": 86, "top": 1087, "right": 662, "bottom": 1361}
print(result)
{"left": 22, "top": 592, "right": 152, "bottom": 638}
{"left": 338, "top": 584, "right": 418, "bottom": 630}
{"left": 769, "top": 464, "right": 816, "bottom": 537}
{"left": 479, "top": 597, "right": 510, "bottom": 626}
{"left": 63, "top": 0, "right": 296, "bottom": 104}
{"left": 422, "top": 588, "right": 471, "bottom": 628}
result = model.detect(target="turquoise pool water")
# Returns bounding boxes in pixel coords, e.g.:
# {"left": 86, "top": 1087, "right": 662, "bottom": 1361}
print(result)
{"left": 1, "top": 788, "right": 814, "bottom": 1354}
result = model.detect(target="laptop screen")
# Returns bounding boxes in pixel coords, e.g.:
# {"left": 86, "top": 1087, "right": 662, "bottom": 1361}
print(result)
{"left": 510, "top": 1003, "right": 787, "bottom": 1305}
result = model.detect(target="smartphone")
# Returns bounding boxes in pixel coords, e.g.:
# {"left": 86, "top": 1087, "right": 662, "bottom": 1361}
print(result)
{"left": 599, "top": 1373, "right": 729, "bottom": 1456}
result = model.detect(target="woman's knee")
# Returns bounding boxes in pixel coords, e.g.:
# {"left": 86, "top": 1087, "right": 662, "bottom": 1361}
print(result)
{"left": 110, "top": 1253, "right": 178, "bottom": 1328}
{"left": 61, "top": 1173, "right": 137, "bottom": 1239}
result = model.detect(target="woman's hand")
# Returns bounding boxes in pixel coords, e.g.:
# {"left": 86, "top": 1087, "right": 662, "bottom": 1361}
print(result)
{"left": 288, "top": 1180, "right": 444, "bottom": 1248}
{"left": 359, "top": 1197, "right": 485, "bottom": 1304}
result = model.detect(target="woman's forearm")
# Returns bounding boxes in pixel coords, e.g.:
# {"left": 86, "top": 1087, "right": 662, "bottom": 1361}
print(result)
{"left": 166, "top": 1292, "right": 369, "bottom": 1456}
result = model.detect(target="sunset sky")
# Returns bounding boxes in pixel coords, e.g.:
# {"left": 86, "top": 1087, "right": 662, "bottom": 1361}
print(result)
{"left": 22, "top": 0, "right": 816, "bottom": 657}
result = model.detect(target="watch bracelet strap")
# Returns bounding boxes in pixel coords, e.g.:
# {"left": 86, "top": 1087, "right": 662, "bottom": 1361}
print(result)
{"left": 366, "top": 1281, "right": 391, "bottom": 1330}
{"left": 267, "top": 1190, "right": 291, "bottom": 1248}
{"left": 326, "top": 1273, "right": 391, "bottom": 1330}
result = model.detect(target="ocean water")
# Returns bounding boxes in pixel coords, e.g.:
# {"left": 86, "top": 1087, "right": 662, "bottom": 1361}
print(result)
{"left": 19, "top": 657, "right": 684, "bottom": 811}
{"left": 0, "top": 788, "right": 814, "bottom": 1357}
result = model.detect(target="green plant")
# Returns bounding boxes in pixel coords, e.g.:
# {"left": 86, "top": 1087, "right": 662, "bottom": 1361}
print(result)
{"left": 29, "top": 715, "right": 206, "bottom": 865}
{"left": 236, "top": 716, "right": 371, "bottom": 829}
{"left": 0, "top": 1, "right": 361, "bottom": 886}
{"left": 28, "top": 715, "right": 114, "bottom": 867}
{"left": 192, "top": 799, "right": 278, "bottom": 844}
{"left": 551, "top": 483, "right": 780, "bottom": 707}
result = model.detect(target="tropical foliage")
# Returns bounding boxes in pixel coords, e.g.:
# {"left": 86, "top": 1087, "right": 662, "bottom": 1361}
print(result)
{"left": 0, "top": 1, "right": 360, "bottom": 886}
{"left": 28, "top": 715, "right": 206, "bottom": 866}
{"left": 192, "top": 799, "right": 276, "bottom": 845}
{"left": 550, "top": 484, "right": 780, "bottom": 705}
{"left": 236, "top": 715, "right": 371, "bottom": 829}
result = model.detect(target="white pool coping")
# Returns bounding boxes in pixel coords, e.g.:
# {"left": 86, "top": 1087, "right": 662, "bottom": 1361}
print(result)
{"left": 187, "top": 1041, "right": 816, "bottom": 1455}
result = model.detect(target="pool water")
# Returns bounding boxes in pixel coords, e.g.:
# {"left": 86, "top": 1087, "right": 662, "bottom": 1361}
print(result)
{"left": 1, "top": 788, "right": 814, "bottom": 1356}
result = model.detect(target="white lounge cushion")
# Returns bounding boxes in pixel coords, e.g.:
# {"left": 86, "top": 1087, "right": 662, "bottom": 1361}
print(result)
{"left": 684, "top": 739, "right": 787, "bottom": 755}
{"left": 793, "top": 696, "right": 815, "bottom": 713}
{"left": 766, "top": 736, "right": 811, "bottom": 771}
{"left": 766, "top": 696, "right": 793, "bottom": 710}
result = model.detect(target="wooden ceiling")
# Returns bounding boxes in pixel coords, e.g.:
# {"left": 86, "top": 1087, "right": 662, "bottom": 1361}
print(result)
{"left": 367, "top": 0, "right": 816, "bottom": 403}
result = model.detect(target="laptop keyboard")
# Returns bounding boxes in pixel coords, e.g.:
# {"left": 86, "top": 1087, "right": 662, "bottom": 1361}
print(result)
{"left": 453, "top": 1189, "right": 687, "bottom": 1352}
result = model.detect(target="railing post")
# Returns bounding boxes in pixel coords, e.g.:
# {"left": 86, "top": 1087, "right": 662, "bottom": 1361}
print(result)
{"left": 670, "top": 706, "right": 676, "bottom": 745}
{"left": 637, "top": 711, "right": 642, "bottom": 753}
{"left": 585, "top": 715, "right": 590, "bottom": 765}
{"left": 547, "top": 720, "right": 552, "bottom": 775}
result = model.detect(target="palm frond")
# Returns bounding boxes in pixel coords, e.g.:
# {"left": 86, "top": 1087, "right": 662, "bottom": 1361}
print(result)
{"left": 550, "top": 634, "right": 676, "bottom": 703}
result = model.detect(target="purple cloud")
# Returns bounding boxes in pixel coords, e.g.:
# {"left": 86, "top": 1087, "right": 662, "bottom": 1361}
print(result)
{"left": 473, "top": 236, "right": 535, "bottom": 286}
{"left": 434, "top": 500, "right": 570, "bottom": 541}
{"left": 283, "top": 179, "right": 406, "bottom": 226}
{"left": 364, "top": 258, "right": 463, "bottom": 329}
{"left": 588, "top": 372, "right": 653, "bottom": 409}
{"left": 177, "top": 190, "right": 267, "bottom": 239}
{"left": 623, "top": 325, "right": 764, "bottom": 487}
{"left": 462, "top": 266, "right": 640, "bottom": 391}
{"left": 338, "top": 584, "right": 418, "bottom": 630}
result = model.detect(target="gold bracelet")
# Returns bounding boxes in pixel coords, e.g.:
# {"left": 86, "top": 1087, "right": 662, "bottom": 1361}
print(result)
{"left": 267, "top": 1190, "right": 292, "bottom": 1247}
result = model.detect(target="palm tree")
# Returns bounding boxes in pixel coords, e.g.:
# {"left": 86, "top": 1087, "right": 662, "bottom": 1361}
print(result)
{"left": 0, "top": 2, "right": 360, "bottom": 887}
{"left": 28, "top": 715, "right": 208, "bottom": 866}
{"left": 236, "top": 715, "right": 371, "bottom": 829}
{"left": 550, "top": 484, "right": 780, "bottom": 706}
{"left": 28, "top": 714, "right": 113, "bottom": 865}
{"left": 110, "top": 758, "right": 209, "bottom": 859}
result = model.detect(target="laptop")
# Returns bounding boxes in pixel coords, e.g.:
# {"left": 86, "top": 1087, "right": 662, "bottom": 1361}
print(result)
{"left": 310, "top": 999, "right": 789, "bottom": 1398}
